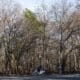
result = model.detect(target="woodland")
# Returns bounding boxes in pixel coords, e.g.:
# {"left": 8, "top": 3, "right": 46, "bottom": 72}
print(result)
{"left": 0, "top": 0, "right": 80, "bottom": 75}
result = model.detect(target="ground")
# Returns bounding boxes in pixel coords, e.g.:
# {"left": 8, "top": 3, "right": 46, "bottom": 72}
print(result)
{"left": 0, "top": 74, "right": 80, "bottom": 80}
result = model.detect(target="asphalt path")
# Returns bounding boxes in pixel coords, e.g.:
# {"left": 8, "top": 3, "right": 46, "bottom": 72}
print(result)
{"left": 0, "top": 74, "right": 80, "bottom": 80}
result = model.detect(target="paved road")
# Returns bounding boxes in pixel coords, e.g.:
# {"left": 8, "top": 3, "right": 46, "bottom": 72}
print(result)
{"left": 0, "top": 74, "right": 80, "bottom": 80}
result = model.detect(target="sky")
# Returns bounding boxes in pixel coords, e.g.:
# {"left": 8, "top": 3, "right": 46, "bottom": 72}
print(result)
{"left": 15, "top": 0, "right": 76, "bottom": 11}
{"left": 15, "top": 0, "right": 54, "bottom": 11}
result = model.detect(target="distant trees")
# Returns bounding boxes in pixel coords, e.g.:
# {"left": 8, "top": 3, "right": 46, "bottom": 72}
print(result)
{"left": 0, "top": 0, "right": 80, "bottom": 75}
{"left": 50, "top": 0, "right": 75, "bottom": 74}
{"left": 49, "top": 0, "right": 80, "bottom": 74}
{"left": 0, "top": 0, "right": 24, "bottom": 74}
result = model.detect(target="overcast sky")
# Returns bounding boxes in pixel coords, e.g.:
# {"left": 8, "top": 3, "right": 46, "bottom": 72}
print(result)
{"left": 15, "top": 0, "right": 54, "bottom": 11}
{"left": 15, "top": 0, "right": 76, "bottom": 11}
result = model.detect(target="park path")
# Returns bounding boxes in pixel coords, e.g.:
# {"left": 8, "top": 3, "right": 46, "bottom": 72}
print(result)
{"left": 0, "top": 74, "right": 80, "bottom": 80}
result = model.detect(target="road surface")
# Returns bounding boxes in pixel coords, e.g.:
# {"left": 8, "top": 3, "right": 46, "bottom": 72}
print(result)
{"left": 0, "top": 74, "right": 80, "bottom": 80}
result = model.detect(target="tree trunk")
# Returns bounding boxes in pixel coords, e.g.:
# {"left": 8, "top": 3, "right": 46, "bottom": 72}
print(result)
{"left": 16, "top": 61, "right": 19, "bottom": 74}
{"left": 58, "top": 51, "right": 62, "bottom": 74}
